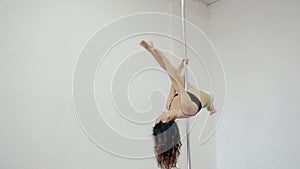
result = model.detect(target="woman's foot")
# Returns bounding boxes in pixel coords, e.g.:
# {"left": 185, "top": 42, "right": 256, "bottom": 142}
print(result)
{"left": 207, "top": 103, "right": 217, "bottom": 115}
{"left": 140, "top": 40, "right": 153, "bottom": 50}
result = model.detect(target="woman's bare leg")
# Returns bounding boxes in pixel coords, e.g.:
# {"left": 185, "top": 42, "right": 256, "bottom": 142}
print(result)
{"left": 140, "top": 41, "right": 185, "bottom": 87}
{"left": 140, "top": 41, "right": 198, "bottom": 115}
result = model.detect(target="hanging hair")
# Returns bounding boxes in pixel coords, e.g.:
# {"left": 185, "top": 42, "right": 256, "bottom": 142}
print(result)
{"left": 152, "top": 120, "right": 182, "bottom": 169}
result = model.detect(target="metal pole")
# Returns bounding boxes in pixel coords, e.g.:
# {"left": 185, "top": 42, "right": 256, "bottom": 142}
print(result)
{"left": 181, "top": 0, "right": 192, "bottom": 169}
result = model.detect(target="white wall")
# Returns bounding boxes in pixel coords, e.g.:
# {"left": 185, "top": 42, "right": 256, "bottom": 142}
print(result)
{"left": 209, "top": 0, "right": 300, "bottom": 169}
{"left": 169, "top": 1, "right": 218, "bottom": 169}
{"left": 0, "top": 0, "right": 216, "bottom": 169}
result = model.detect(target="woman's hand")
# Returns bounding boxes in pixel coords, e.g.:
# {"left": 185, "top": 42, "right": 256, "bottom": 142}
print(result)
{"left": 155, "top": 109, "right": 179, "bottom": 124}
{"left": 183, "top": 58, "right": 189, "bottom": 64}
{"left": 177, "top": 58, "right": 189, "bottom": 73}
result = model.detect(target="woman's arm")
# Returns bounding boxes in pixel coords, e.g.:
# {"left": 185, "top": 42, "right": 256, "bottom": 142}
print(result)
{"left": 177, "top": 59, "right": 189, "bottom": 74}
{"left": 166, "top": 84, "right": 176, "bottom": 110}
{"left": 165, "top": 59, "right": 189, "bottom": 110}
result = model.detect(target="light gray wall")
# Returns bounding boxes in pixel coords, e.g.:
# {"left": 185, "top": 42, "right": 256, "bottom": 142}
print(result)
{"left": 209, "top": 0, "right": 300, "bottom": 169}
{"left": 169, "top": 1, "right": 218, "bottom": 169}
{"left": 0, "top": 0, "right": 217, "bottom": 169}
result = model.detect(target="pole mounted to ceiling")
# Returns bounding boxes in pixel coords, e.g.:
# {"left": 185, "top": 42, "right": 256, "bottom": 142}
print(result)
{"left": 181, "top": 0, "right": 192, "bottom": 169}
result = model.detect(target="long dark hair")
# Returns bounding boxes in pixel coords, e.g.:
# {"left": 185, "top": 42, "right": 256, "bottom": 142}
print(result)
{"left": 152, "top": 120, "right": 182, "bottom": 169}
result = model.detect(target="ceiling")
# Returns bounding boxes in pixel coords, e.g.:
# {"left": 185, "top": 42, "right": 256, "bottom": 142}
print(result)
{"left": 198, "top": 0, "right": 220, "bottom": 6}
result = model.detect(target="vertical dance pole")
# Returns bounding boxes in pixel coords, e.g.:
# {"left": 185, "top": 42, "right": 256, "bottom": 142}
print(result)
{"left": 181, "top": 0, "right": 192, "bottom": 169}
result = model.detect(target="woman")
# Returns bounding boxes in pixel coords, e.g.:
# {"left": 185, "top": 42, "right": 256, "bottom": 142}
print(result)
{"left": 140, "top": 40, "right": 217, "bottom": 169}
{"left": 140, "top": 40, "right": 216, "bottom": 123}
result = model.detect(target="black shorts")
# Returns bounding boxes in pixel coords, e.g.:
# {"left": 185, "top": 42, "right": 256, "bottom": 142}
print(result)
{"left": 174, "top": 92, "right": 202, "bottom": 115}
